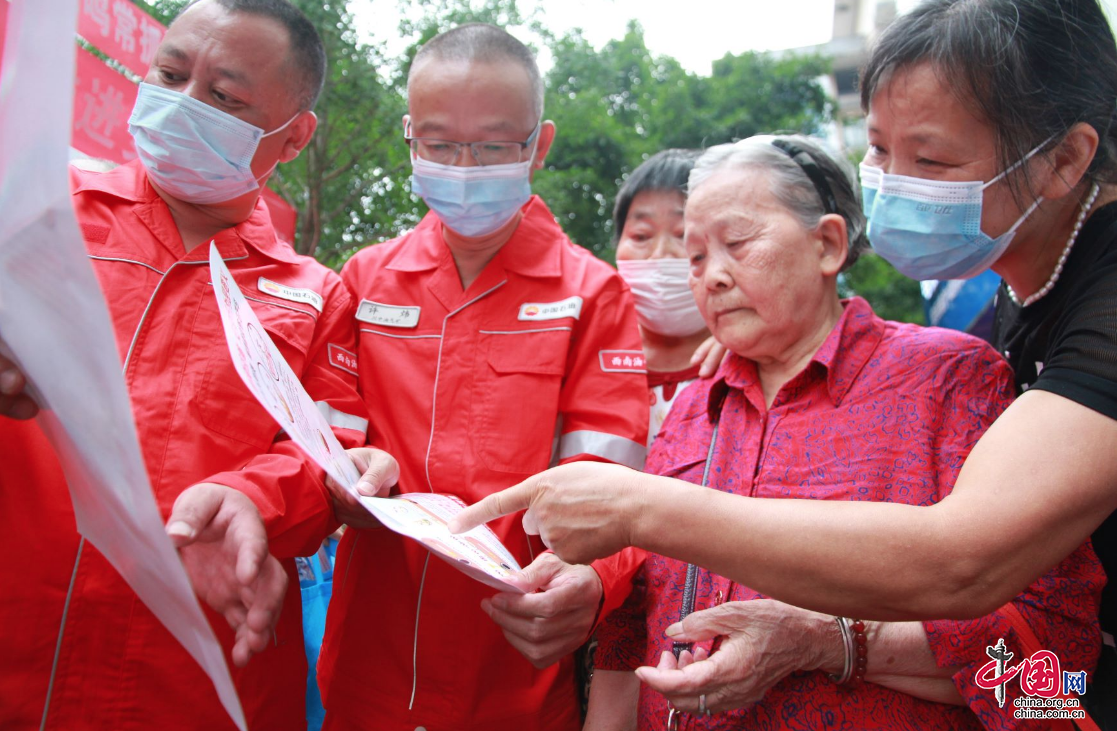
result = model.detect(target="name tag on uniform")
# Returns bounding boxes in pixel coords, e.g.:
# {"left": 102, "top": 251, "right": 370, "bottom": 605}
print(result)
{"left": 518, "top": 296, "right": 583, "bottom": 322}
{"left": 356, "top": 300, "right": 421, "bottom": 328}
{"left": 257, "top": 277, "right": 323, "bottom": 313}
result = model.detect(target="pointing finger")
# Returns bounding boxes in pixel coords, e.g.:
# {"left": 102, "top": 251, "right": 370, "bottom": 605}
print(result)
{"left": 449, "top": 480, "right": 535, "bottom": 534}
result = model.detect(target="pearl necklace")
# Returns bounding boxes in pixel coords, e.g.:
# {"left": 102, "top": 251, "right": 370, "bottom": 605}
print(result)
{"left": 1007, "top": 182, "right": 1101, "bottom": 307}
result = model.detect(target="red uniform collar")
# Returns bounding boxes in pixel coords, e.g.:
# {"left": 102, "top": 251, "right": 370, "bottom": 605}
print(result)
{"left": 384, "top": 195, "right": 565, "bottom": 279}
{"left": 71, "top": 160, "right": 300, "bottom": 265}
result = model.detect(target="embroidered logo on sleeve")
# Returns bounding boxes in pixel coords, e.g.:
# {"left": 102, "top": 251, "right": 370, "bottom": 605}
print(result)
{"left": 355, "top": 300, "right": 421, "bottom": 328}
{"left": 327, "top": 344, "right": 359, "bottom": 377}
{"left": 599, "top": 350, "right": 646, "bottom": 373}
{"left": 518, "top": 296, "right": 583, "bottom": 322}
{"left": 257, "top": 277, "right": 323, "bottom": 312}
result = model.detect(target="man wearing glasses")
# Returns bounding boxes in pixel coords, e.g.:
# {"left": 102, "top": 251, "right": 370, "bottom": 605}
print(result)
{"left": 318, "top": 23, "right": 650, "bottom": 731}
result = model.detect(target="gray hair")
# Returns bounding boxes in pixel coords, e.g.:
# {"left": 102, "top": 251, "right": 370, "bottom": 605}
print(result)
{"left": 688, "top": 135, "right": 869, "bottom": 271}
{"left": 409, "top": 24, "right": 545, "bottom": 119}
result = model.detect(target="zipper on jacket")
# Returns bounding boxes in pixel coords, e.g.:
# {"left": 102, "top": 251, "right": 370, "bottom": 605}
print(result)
{"left": 422, "top": 280, "right": 506, "bottom": 494}
{"left": 409, "top": 553, "right": 431, "bottom": 711}
{"left": 410, "top": 280, "right": 507, "bottom": 711}
{"left": 40, "top": 538, "right": 84, "bottom": 731}
{"left": 41, "top": 252, "right": 249, "bottom": 727}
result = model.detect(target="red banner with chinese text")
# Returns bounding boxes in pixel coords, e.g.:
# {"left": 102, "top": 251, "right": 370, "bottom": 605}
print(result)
{"left": 0, "top": 0, "right": 298, "bottom": 244}
{"left": 76, "top": 0, "right": 164, "bottom": 78}
{"left": 73, "top": 45, "right": 139, "bottom": 164}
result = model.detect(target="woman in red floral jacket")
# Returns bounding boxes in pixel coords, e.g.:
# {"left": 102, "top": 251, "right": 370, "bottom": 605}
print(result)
{"left": 464, "top": 135, "right": 1104, "bottom": 731}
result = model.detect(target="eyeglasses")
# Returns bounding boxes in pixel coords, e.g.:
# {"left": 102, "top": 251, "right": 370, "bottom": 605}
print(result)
{"left": 405, "top": 121, "right": 541, "bottom": 166}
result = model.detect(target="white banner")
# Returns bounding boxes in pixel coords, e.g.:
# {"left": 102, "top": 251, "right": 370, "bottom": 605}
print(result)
{"left": 0, "top": 1, "right": 243, "bottom": 727}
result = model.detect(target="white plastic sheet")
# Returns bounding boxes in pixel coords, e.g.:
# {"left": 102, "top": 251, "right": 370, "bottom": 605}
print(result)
{"left": 210, "top": 245, "right": 525, "bottom": 593}
{"left": 0, "top": 1, "right": 244, "bottom": 727}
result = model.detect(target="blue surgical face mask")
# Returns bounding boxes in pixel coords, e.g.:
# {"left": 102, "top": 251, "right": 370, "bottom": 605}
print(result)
{"left": 860, "top": 143, "right": 1046, "bottom": 280}
{"left": 411, "top": 156, "right": 534, "bottom": 238}
{"left": 128, "top": 83, "right": 297, "bottom": 205}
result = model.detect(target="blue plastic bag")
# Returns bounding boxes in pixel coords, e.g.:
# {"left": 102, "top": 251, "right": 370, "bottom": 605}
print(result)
{"left": 296, "top": 537, "right": 337, "bottom": 731}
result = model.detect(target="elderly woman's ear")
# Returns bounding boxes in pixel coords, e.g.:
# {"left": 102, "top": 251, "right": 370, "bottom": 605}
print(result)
{"left": 815, "top": 213, "right": 849, "bottom": 278}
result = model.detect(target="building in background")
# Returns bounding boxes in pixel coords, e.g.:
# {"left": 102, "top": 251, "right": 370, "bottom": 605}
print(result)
{"left": 783, "top": 0, "right": 900, "bottom": 153}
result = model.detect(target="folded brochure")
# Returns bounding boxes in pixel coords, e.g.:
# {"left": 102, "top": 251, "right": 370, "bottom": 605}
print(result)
{"left": 209, "top": 243, "right": 524, "bottom": 593}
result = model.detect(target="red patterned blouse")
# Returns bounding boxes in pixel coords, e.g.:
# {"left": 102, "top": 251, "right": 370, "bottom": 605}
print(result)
{"left": 595, "top": 297, "right": 1103, "bottom": 730}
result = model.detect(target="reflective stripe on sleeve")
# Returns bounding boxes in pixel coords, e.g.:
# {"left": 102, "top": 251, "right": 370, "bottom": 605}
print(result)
{"left": 315, "top": 401, "right": 369, "bottom": 435}
{"left": 557, "top": 430, "right": 646, "bottom": 470}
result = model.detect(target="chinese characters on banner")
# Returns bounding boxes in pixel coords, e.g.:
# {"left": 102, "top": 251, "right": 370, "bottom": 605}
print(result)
{"left": 0, "top": 0, "right": 301, "bottom": 241}
{"left": 76, "top": 0, "right": 163, "bottom": 77}
{"left": 72, "top": 0, "right": 158, "bottom": 165}
{"left": 73, "top": 45, "right": 137, "bottom": 162}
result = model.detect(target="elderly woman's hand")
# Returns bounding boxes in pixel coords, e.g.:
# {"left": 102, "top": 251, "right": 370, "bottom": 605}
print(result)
{"left": 634, "top": 599, "right": 839, "bottom": 716}
{"left": 449, "top": 461, "right": 646, "bottom": 565}
{"left": 690, "top": 335, "right": 728, "bottom": 378}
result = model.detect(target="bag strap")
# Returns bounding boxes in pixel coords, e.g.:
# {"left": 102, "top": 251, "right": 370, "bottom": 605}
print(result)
{"left": 1000, "top": 602, "right": 1101, "bottom": 731}
{"left": 672, "top": 419, "right": 720, "bottom": 659}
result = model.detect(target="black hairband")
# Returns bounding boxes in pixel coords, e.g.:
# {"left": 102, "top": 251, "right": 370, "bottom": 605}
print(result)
{"left": 770, "top": 139, "right": 839, "bottom": 216}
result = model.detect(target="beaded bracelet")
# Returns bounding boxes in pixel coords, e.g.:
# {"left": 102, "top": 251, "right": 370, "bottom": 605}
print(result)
{"left": 829, "top": 617, "right": 868, "bottom": 687}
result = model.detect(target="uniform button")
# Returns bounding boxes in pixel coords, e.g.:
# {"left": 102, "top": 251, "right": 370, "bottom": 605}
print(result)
{"left": 415, "top": 727, "right": 427, "bottom": 731}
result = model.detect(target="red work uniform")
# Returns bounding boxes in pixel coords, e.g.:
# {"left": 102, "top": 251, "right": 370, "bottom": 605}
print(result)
{"left": 318, "top": 197, "right": 649, "bottom": 731}
{"left": 0, "top": 161, "right": 368, "bottom": 731}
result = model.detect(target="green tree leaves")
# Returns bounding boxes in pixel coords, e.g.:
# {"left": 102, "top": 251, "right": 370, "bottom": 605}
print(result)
{"left": 539, "top": 22, "right": 831, "bottom": 260}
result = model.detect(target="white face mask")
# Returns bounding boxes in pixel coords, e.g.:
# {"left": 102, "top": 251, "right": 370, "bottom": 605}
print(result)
{"left": 410, "top": 156, "right": 533, "bottom": 238}
{"left": 128, "top": 83, "right": 298, "bottom": 205}
{"left": 617, "top": 258, "right": 707, "bottom": 337}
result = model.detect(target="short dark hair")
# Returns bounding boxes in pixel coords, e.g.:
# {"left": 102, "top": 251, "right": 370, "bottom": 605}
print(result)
{"left": 179, "top": 0, "right": 326, "bottom": 110}
{"left": 409, "top": 23, "right": 544, "bottom": 119}
{"left": 860, "top": 0, "right": 1117, "bottom": 199}
{"left": 612, "top": 149, "right": 701, "bottom": 244}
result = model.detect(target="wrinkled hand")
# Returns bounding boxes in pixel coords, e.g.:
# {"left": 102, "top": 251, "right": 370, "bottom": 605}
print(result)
{"left": 324, "top": 447, "right": 400, "bottom": 529}
{"left": 635, "top": 600, "right": 833, "bottom": 715}
{"left": 449, "top": 461, "right": 642, "bottom": 566}
{"left": 683, "top": 333, "right": 728, "bottom": 377}
{"left": 483, "top": 552, "right": 603, "bottom": 669}
{"left": 690, "top": 335, "right": 728, "bottom": 379}
{"left": 0, "top": 349, "right": 37, "bottom": 420}
{"left": 166, "top": 483, "right": 288, "bottom": 667}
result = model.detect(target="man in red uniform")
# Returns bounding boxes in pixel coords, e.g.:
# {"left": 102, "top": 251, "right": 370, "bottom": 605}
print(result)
{"left": 0, "top": 1, "right": 367, "bottom": 729}
{"left": 318, "top": 24, "right": 650, "bottom": 731}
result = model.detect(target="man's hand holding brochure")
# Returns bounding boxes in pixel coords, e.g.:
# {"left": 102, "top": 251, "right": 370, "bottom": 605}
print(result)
{"left": 209, "top": 243, "right": 527, "bottom": 593}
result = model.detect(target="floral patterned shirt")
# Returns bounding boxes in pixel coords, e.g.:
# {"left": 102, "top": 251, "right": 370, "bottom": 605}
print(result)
{"left": 596, "top": 297, "right": 1103, "bottom": 731}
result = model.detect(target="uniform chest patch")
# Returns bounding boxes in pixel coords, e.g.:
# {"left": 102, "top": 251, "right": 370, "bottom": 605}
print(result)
{"left": 599, "top": 350, "right": 646, "bottom": 372}
{"left": 258, "top": 277, "right": 323, "bottom": 313}
{"left": 328, "top": 344, "right": 359, "bottom": 377}
{"left": 518, "top": 296, "right": 583, "bottom": 322}
{"left": 356, "top": 300, "right": 421, "bottom": 328}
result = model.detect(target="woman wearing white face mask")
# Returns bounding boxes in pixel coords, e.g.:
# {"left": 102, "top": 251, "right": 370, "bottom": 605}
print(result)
{"left": 614, "top": 149, "right": 708, "bottom": 446}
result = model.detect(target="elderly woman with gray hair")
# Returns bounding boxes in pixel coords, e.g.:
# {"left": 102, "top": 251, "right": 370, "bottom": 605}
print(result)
{"left": 460, "top": 135, "right": 1103, "bottom": 730}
